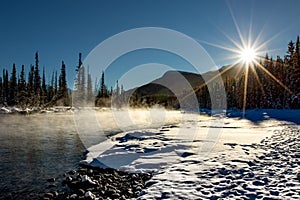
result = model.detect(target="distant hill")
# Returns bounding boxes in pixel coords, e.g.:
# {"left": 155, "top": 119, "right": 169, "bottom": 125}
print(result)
{"left": 122, "top": 64, "right": 246, "bottom": 108}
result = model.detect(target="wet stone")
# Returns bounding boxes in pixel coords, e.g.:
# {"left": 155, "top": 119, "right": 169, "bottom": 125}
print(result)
{"left": 42, "top": 165, "right": 153, "bottom": 199}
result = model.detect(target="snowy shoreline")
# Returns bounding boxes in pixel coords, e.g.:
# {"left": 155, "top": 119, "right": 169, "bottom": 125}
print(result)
{"left": 79, "top": 109, "right": 300, "bottom": 199}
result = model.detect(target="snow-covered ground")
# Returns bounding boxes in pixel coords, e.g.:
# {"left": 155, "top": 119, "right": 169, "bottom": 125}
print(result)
{"left": 81, "top": 109, "right": 300, "bottom": 199}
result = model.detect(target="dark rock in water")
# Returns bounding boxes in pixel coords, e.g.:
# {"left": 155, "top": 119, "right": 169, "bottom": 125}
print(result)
{"left": 46, "top": 184, "right": 56, "bottom": 189}
{"left": 44, "top": 192, "right": 54, "bottom": 198}
{"left": 68, "top": 170, "right": 76, "bottom": 175}
{"left": 47, "top": 177, "right": 55, "bottom": 182}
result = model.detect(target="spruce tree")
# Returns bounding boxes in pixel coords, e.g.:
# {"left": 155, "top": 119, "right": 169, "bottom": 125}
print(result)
{"left": 87, "top": 66, "right": 93, "bottom": 102}
{"left": 18, "top": 65, "right": 27, "bottom": 107}
{"left": 100, "top": 71, "right": 105, "bottom": 97}
{"left": 54, "top": 71, "right": 58, "bottom": 95}
{"left": 4, "top": 70, "right": 9, "bottom": 104}
{"left": 9, "top": 64, "right": 17, "bottom": 105}
{"left": 34, "top": 51, "right": 41, "bottom": 93}
{"left": 41, "top": 67, "right": 47, "bottom": 105}
{"left": 58, "top": 61, "right": 68, "bottom": 105}
{"left": 0, "top": 77, "right": 2, "bottom": 104}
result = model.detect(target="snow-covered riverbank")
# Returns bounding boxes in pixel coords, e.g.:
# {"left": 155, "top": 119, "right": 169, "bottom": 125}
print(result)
{"left": 80, "top": 109, "right": 300, "bottom": 199}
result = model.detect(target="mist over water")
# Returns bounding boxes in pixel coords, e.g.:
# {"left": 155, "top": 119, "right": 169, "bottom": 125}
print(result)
{"left": 0, "top": 108, "right": 183, "bottom": 199}
{"left": 0, "top": 114, "right": 84, "bottom": 199}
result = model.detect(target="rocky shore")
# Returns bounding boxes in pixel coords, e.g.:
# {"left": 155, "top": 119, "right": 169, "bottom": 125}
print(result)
{"left": 42, "top": 164, "right": 152, "bottom": 200}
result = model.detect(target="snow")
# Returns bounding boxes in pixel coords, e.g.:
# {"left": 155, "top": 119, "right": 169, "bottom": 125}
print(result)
{"left": 81, "top": 109, "right": 300, "bottom": 199}
{"left": 0, "top": 106, "right": 73, "bottom": 115}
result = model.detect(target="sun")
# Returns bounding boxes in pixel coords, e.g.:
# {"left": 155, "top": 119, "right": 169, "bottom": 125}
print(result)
{"left": 239, "top": 47, "right": 257, "bottom": 65}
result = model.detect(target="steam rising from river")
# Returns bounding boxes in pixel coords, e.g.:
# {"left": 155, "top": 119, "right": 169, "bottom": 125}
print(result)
{"left": 73, "top": 107, "right": 183, "bottom": 148}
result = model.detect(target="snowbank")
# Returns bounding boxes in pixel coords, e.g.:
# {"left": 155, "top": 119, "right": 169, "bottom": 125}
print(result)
{"left": 81, "top": 109, "right": 299, "bottom": 199}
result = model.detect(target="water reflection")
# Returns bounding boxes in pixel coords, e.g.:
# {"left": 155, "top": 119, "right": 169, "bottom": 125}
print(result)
{"left": 0, "top": 114, "right": 85, "bottom": 199}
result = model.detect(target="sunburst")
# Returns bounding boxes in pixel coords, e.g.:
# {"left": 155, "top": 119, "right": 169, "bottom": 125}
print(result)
{"left": 195, "top": 2, "right": 294, "bottom": 117}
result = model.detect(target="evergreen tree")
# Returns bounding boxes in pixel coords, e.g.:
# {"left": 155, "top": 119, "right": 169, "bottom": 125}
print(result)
{"left": 18, "top": 65, "right": 27, "bottom": 107}
{"left": 47, "top": 71, "right": 55, "bottom": 104}
{"left": 41, "top": 67, "right": 47, "bottom": 105}
{"left": 100, "top": 71, "right": 105, "bottom": 97}
{"left": 58, "top": 61, "right": 68, "bottom": 105}
{"left": 27, "top": 65, "right": 35, "bottom": 105}
{"left": 0, "top": 77, "right": 2, "bottom": 103}
{"left": 116, "top": 80, "right": 120, "bottom": 96}
{"left": 19, "top": 65, "right": 26, "bottom": 91}
{"left": 54, "top": 71, "right": 58, "bottom": 95}
{"left": 34, "top": 51, "right": 41, "bottom": 93}
{"left": 75, "top": 52, "right": 83, "bottom": 90}
{"left": 87, "top": 66, "right": 93, "bottom": 102}
{"left": 9, "top": 64, "right": 18, "bottom": 105}
{"left": 3, "top": 70, "right": 9, "bottom": 104}
{"left": 42, "top": 67, "right": 46, "bottom": 93}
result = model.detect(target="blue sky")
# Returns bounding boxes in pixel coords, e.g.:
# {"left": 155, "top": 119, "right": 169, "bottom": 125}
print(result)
{"left": 0, "top": 0, "right": 299, "bottom": 89}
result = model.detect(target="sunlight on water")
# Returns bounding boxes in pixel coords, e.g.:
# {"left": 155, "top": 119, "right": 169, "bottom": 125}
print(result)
{"left": 0, "top": 108, "right": 183, "bottom": 199}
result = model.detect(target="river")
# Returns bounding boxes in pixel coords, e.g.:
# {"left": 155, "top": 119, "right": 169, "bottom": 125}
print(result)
{"left": 0, "top": 114, "right": 84, "bottom": 199}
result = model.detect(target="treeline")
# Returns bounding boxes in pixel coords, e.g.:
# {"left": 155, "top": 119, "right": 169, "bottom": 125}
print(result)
{"left": 1, "top": 36, "right": 299, "bottom": 110}
{"left": 198, "top": 36, "right": 300, "bottom": 109}
{"left": 128, "top": 36, "right": 300, "bottom": 110}
{"left": 73, "top": 53, "right": 125, "bottom": 107}
{"left": 0, "top": 52, "right": 69, "bottom": 108}
{"left": 0, "top": 50, "right": 125, "bottom": 108}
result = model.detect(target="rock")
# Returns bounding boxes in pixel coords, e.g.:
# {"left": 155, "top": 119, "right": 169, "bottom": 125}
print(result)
{"left": 85, "top": 191, "right": 96, "bottom": 200}
{"left": 70, "top": 194, "right": 78, "bottom": 199}
{"left": 66, "top": 176, "right": 73, "bottom": 182}
{"left": 51, "top": 191, "right": 58, "bottom": 197}
{"left": 46, "top": 184, "right": 56, "bottom": 189}
{"left": 78, "top": 189, "right": 85, "bottom": 196}
{"left": 81, "top": 175, "right": 97, "bottom": 185}
{"left": 44, "top": 193, "right": 54, "bottom": 198}
{"left": 111, "top": 192, "right": 120, "bottom": 199}
{"left": 47, "top": 177, "right": 55, "bottom": 182}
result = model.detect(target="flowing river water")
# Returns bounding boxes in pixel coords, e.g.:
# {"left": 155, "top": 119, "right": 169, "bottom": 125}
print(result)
{"left": 0, "top": 109, "right": 182, "bottom": 199}
{"left": 0, "top": 113, "right": 85, "bottom": 199}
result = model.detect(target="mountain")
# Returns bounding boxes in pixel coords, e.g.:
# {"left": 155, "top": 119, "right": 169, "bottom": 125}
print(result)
{"left": 122, "top": 64, "right": 246, "bottom": 108}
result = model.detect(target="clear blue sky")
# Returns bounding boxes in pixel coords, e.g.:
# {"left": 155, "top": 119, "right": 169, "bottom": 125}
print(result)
{"left": 0, "top": 0, "right": 299, "bottom": 89}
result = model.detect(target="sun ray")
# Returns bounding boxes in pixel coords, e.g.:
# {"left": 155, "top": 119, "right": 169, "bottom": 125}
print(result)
{"left": 242, "top": 66, "right": 249, "bottom": 117}
{"left": 216, "top": 27, "right": 244, "bottom": 50}
{"left": 196, "top": 39, "right": 241, "bottom": 54}
{"left": 255, "top": 31, "right": 284, "bottom": 51}
{"left": 254, "top": 60, "right": 295, "bottom": 95}
{"left": 250, "top": 65, "right": 264, "bottom": 91}
{"left": 192, "top": 1, "right": 294, "bottom": 113}
{"left": 226, "top": 0, "right": 247, "bottom": 48}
